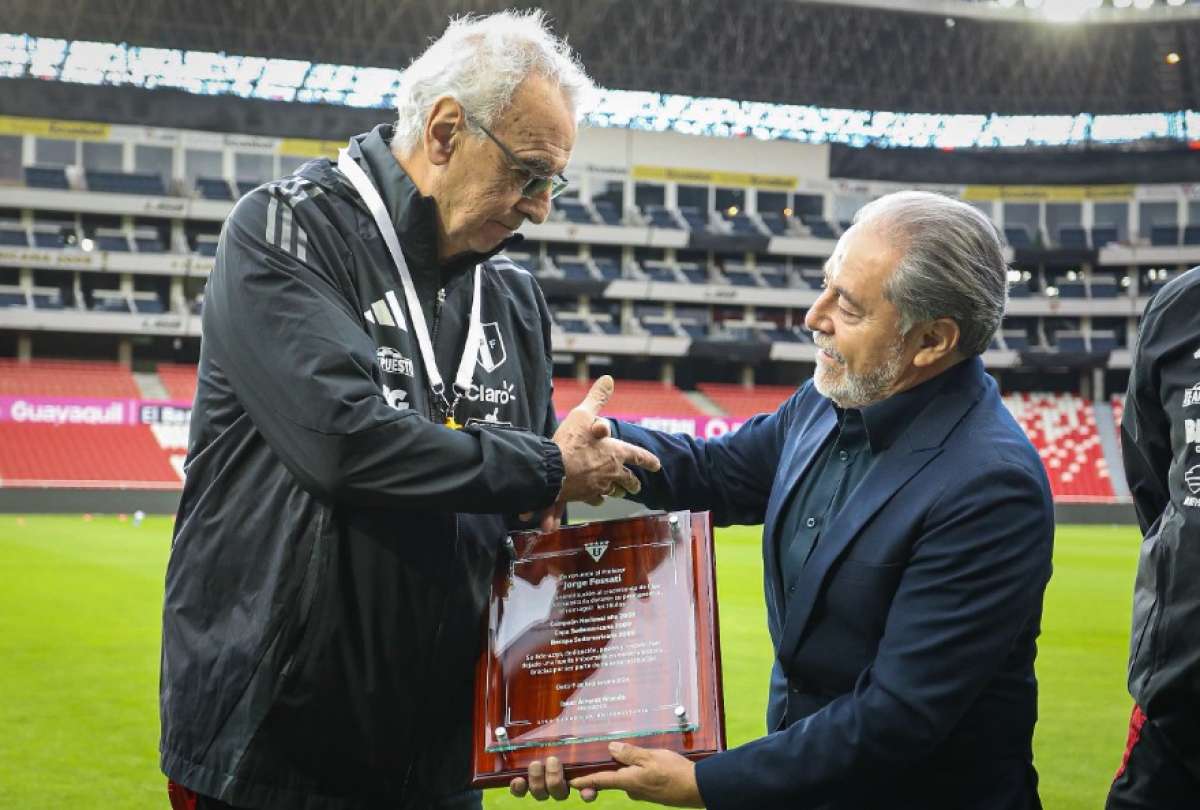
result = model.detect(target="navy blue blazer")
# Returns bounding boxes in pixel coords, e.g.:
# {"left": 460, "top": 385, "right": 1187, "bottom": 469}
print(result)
{"left": 611, "top": 357, "right": 1054, "bottom": 810}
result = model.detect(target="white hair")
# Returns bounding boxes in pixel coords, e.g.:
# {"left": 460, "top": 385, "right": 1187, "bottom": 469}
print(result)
{"left": 392, "top": 9, "right": 595, "bottom": 154}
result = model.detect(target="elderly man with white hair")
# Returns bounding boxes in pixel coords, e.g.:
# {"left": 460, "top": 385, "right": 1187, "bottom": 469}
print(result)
{"left": 159, "top": 11, "right": 659, "bottom": 810}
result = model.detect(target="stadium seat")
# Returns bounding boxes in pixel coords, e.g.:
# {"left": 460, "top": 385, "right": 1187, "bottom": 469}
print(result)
{"left": 1057, "top": 226, "right": 1088, "bottom": 249}
{"left": 1089, "top": 330, "right": 1118, "bottom": 353}
{"left": 1183, "top": 225, "right": 1200, "bottom": 246}
{"left": 132, "top": 291, "right": 165, "bottom": 314}
{"left": 1004, "top": 226, "right": 1034, "bottom": 248}
{"left": 24, "top": 165, "right": 69, "bottom": 190}
{"left": 592, "top": 257, "right": 622, "bottom": 280}
{"left": 0, "top": 422, "right": 181, "bottom": 487}
{"left": 1150, "top": 225, "right": 1180, "bottom": 246}
{"left": 552, "top": 378, "right": 702, "bottom": 417}
{"left": 592, "top": 316, "right": 621, "bottom": 335}
{"left": 1055, "top": 280, "right": 1086, "bottom": 299}
{"left": 678, "top": 264, "right": 708, "bottom": 284}
{"left": 759, "top": 267, "right": 788, "bottom": 288}
{"left": 641, "top": 319, "right": 677, "bottom": 337}
{"left": 678, "top": 320, "right": 708, "bottom": 339}
{"left": 0, "top": 359, "right": 139, "bottom": 397}
{"left": 85, "top": 170, "right": 166, "bottom": 196}
{"left": 802, "top": 215, "right": 838, "bottom": 240}
{"left": 0, "top": 221, "right": 28, "bottom": 246}
{"left": 677, "top": 206, "right": 711, "bottom": 232}
{"left": 0, "top": 286, "right": 28, "bottom": 308}
{"left": 764, "top": 326, "right": 800, "bottom": 343}
{"left": 157, "top": 363, "right": 200, "bottom": 402}
{"left": 1055, "top": 331, "right": 1087, "bottom": 352}
{"left": 1089, "top": 278, "right": 1120, "bottom": 298}
{"left": 642, "top": 262, "right": 678, "bottom": 283}
{"left": 643, "top": 205, "right": 681, "bottom": 229}
{"left": 557, "top": 259, "right": 594, "bottom": 281}
{"left": 798, "top": 269, "right": 825, "bottom": 290}
{"left": 31, "top": 287, "right": 66, "bottom": 310}
{"left": 698, "top": 383, "right": 797, "bottom": 418}
{"left": 1002, "top": 392, "right": 1114, "bottom": 500}
{"left": 134, "top": 228, "right": 167, "bottom": 253}
{"left": 90, "top": 289, "right": 132, "bottom": 313}
{"left": 31, "top": 223, "right": 68, "bottom": 249}
{"left": 1002, "top": 330, "right": 1029, "bottom": 350}
{"left": 1090, "top": 226, "right": 1119, "bottom": 247}
{"left": 559, "top": 318, "right": 592, "bottom": 334}
{"left": 555, "top": 198, "right": 596, "bottom": 225}
{"left": 591, "top": 200, "right": 623, "bottom": 226}
{"left": 94, "top": 227, "right": 131, "bottom": 252}
{"left": 758, "top": 211, "right": 791, "bottom": 236}
{"left": 724, "top": 269, "right": 760, "bottom": 287}
{"left": 196, "top": 176, "right": 234, "bottom": 200}
{"left": 194, "top": 234, "right": 220, "bottom": 256}
{"left": 724, "top": 213, "right": 763, "bottom": 235}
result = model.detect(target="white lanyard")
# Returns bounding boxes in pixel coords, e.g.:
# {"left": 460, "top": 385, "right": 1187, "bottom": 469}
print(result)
{"left": 338, "top": 147, "right": 484, "bottom": 426}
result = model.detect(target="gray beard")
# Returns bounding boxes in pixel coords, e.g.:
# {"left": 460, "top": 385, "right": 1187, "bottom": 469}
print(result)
{"left": 813, "top": 341, "right": 905, "bottom": 409}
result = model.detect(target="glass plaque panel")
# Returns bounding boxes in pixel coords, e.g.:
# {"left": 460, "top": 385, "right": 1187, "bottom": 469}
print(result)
{"left": 471, "top": 510, "right": 724, "bottom": 787}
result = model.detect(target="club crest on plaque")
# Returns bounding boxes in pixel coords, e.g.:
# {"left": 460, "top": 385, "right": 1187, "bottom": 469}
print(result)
{"left": 583, "top": 539, "right": 609, "bottom": 563}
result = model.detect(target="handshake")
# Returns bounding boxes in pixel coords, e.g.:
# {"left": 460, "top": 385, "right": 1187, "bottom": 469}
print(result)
{"left": 523, "top": 375, "right": 662, "bottom": 533}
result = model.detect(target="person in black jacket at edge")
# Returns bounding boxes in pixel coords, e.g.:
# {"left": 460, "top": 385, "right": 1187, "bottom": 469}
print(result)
{"left": 160, "top": 11, "right": 660, "bottom": 810}
{"left": 1106, "top": 265, "right": 1200, "bottom": 809}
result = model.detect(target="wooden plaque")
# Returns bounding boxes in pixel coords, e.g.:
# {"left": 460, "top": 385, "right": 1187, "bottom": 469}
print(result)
{"left": 470, "top": 510, "right": 725, "bottom": 788}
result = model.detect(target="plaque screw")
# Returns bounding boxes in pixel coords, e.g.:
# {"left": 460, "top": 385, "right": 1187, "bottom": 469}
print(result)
{"left": 668, "top": 514, "right": 680, "bottom": 536}
{"left": 495, "top": 726, "right": 508, "bottom": 742}
{"left": 674, "top": 705, "right": 687, "bottom": 725}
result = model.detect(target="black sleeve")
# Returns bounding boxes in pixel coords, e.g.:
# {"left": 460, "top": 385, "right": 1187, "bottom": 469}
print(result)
{"left": 202, "top": 188, "right": 563, "bottom": 513}
{"left": 1121, "top": 283, "right": 1194, "bottom": 533}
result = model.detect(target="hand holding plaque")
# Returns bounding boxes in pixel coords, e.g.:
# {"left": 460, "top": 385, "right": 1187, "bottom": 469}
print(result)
{"left": 471, "top": 510, "right": 725, "bottom": 789}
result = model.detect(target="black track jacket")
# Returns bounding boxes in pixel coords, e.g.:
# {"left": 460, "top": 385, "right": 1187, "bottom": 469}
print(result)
{"left": 160, "top": 125, "right": 565, "bottom": 809}
{"left": 1122, "top": 265, "right": 1200, "bottom": 780}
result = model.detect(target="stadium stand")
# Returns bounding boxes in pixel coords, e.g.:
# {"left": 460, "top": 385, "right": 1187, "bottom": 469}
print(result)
{"left": 84, "top": 170, "right": 166, "bottom": 196}
{"left": 156, "top": 364, "right": 199, "bottom": 402}
{"left": 0, "top": 423, "right": 181, "bottom": 488}
{"left": 1002, "top": 392, "right": 1114, "bottom": 501}
{"left": 551, "top": 378, "right": 704, "bottom": 417}
{"left": 196, "top": 176, "right": 235, "bottom": 201}
{"left": 24, "top": 165, "right": 69, "bottom": 190}
{"left": 698, "top": 383, "right": 796, "bottom": 418}
{"left": 0, "top": 359, "right": 140, "bottom": 398}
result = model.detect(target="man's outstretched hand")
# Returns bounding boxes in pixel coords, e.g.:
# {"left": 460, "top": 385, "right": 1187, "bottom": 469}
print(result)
{"left": 529, "top": 376, "right": 660, "bottom": 533}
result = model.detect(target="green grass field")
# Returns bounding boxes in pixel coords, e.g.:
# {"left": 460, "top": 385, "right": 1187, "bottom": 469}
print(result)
{"left": 0, "top": 516, "right": 1138, "bottom": 809}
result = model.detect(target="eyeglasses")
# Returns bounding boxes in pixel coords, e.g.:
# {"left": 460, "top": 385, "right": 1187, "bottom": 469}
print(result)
{"left": 470, "top": 116, "right": 569, "bottom": 200}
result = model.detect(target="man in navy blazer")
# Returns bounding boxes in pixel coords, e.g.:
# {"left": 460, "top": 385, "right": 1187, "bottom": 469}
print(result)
{"left": 513, "top": 191, "right": 1054, "bottom": 809}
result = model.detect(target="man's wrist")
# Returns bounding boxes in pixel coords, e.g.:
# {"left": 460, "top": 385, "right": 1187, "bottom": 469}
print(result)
{"left": 540, "top": 437, "right": 566, "bottom": 507}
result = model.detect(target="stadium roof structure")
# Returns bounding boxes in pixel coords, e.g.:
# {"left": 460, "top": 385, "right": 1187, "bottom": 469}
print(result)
{"left": 2, "top": 0, "right": 1199, "bottom": 116}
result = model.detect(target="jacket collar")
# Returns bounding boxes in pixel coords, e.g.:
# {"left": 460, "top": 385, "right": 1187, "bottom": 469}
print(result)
{"left": 855, "top": 355, "right": 975, "bottom": 454}
{"left": 344, "top": 124, "right": 522, "bottom": 281}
